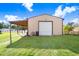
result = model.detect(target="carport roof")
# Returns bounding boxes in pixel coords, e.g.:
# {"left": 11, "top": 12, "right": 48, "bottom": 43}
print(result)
{"left": 9, "top": 19, "right": 28, "bottom": 29}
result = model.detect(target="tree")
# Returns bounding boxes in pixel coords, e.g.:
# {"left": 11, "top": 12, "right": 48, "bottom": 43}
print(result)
{"left": 64, "top": 25, "right": 74, "bottom": 34}
{"left": 64, "top": 22, "right": 74, "bottom": 34}
{"left": 0, "top": 23, "right": 3, "bottom": 34}
{"left": 67, "top": 22, "right": 74, "bottom": 27}
{"left": 11, "top": 24, "right": 17, "bottom": 29}
{"left": 73, "top": 23, "right": 79, "bottom": 27}
{"left": 3, "top": 24, "right": 9, "bottom": 28}
{"left": 0, "top": 23, "right": 3, "bottom": 29}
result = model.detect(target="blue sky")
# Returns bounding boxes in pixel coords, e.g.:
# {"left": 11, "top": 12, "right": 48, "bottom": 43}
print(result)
{"left": 0, "top": 3, "right": 79, "bottom": 24}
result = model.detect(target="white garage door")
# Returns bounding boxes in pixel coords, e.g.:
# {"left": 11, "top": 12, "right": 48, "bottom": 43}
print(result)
{"left": 39, "top": 22, "right": 52, "bottom": 35}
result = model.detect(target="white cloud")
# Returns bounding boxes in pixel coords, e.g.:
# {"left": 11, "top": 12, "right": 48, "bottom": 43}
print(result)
{"left": 0, "top": 20, "right": 8, "bottom": 24}
{"left": 54, "top": 5, "right": 63, "bottom": 17}
{"left": 71, "top": 18, "right": 79, "bottom": 24}
{"left": 54, "top": 5, "right": 77, "bottom": 18}
{"left": 71, "top": 18, "right": 79, "bottom": 26}
{"left": 0, "top": 20, "right": 3, "bottom": 23}
{"left": 5, "top": 15, "right": 18, "bottom": 21}
{"left": 4, "top": 15, "right": 24, "bottom": 21}
{"left": 22, "top": 3, "right": 33, "bottom": 12}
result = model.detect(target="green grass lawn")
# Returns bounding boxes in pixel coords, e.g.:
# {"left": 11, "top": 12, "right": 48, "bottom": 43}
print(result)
{"left": 0, "top": 32, "right": 79, "bottom": 56}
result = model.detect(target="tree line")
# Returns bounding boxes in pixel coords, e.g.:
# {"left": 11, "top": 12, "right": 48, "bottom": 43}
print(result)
{"left": 0, "top": 22, "right": 25, "bottom": 34}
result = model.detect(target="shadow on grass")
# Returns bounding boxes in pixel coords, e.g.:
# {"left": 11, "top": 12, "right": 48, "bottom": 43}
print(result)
{"left": 7, "top": 35, "right": 79, "bottom": 54}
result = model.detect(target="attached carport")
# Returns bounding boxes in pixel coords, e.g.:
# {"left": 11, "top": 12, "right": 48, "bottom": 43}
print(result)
{"left": 9, "top": 19, "right": 28, "bottom": 45}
